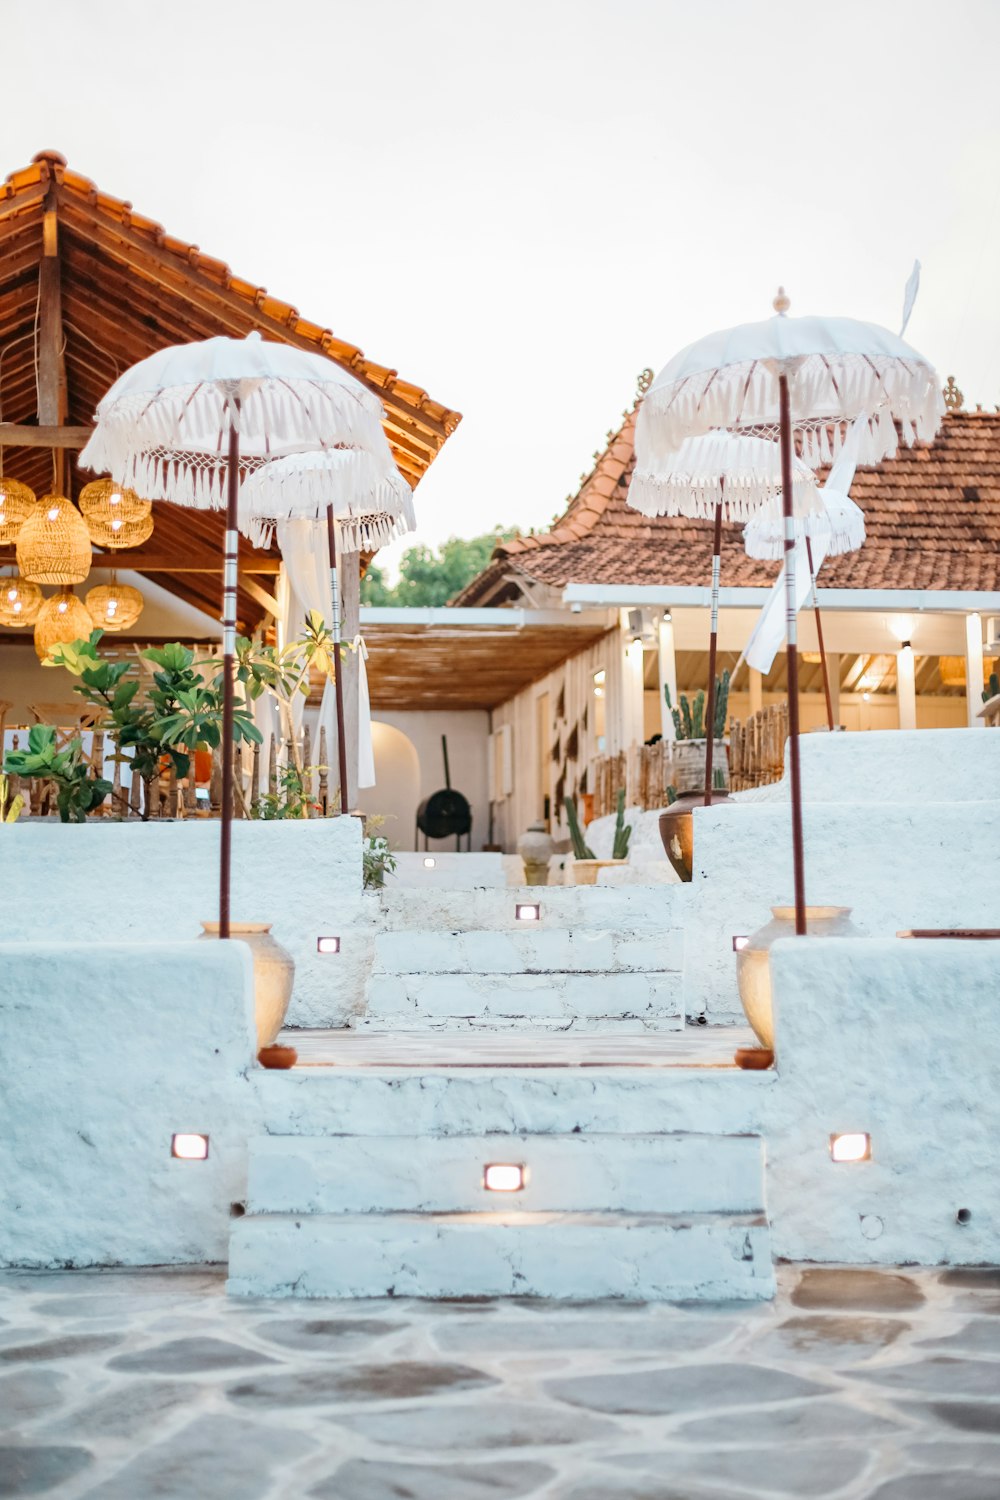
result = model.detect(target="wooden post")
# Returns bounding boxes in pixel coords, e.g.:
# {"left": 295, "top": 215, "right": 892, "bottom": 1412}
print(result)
{"left": 250, "top": 738, "right": 261, "bottom": 815}
{"left": 303, "top": 724, "right": 313, "bottom": 815}
{"left": 38, "top": 182, "right": 68, "bottom": 494}
{"left": 318, "top": 726, "right": 329, "bottom": 815}
{"left": 341, "top": 551, "right": 361, "bottom": 812}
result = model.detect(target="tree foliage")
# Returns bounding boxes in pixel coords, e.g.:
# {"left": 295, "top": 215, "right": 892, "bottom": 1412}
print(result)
{"left": 361, "top": 527, "right": 519, "bottom": 608}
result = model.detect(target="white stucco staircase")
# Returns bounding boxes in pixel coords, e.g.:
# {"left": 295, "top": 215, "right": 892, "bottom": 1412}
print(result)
{"left": 357, "top": 884, "right": 686, "bottom": 1033}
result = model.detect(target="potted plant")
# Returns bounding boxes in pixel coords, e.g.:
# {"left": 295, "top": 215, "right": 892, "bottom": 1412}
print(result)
{"left": 3, "top": 726, "right": 111, "bottom": 823}
{"left": 566, "top": 788, "right": 631, "bottom": 885}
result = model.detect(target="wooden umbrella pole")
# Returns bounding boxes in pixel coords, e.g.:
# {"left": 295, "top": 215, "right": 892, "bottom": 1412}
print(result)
{"left": 779, "top": 374, "right": 807, "bottom": 935}
{"left": 219, "top": 407, "right": 240, "bottom": 940}
{"left": 703, "top": 499, "right": 723, "bottom": 806}
{"left": 325, "top": 504, "right": 350, "bottom": 816}
{"left": 805, "top": 535, "right": 835, "bottom": 731}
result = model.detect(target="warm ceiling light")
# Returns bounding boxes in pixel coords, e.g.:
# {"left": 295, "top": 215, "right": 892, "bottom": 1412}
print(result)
{"left": 830, "top": 1132, "right": 871, "bottom": 1163}
{"left": 483, "top": 1163, "right": 525, "bottom": 1192}
{"left": 316, "top": 936, "right": 341, "bottom": 954}
{"left": 515, "top": 903, "right": 541, "bottom": 922}
{"left": 171, "top": 1133, "right": 209, "bottom": 1160}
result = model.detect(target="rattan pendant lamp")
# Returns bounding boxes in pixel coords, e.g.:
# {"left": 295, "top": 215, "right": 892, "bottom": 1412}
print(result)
{"left": 33, "top": 588, "right": 93, "bottom": 659}
{"left": 0, "top": 477, "right": 37, "bottom": 546}
{"left": 17, "top": 493, "right": 92, "bottom": 585}
{"left": 0, "top": 572, "right": 42, "bottom": 626}
{"left": 85, "top": 576, "right": 144, "bottom": 631}
{"left": 79, "top": 479, "right": 154, "bottom": 549}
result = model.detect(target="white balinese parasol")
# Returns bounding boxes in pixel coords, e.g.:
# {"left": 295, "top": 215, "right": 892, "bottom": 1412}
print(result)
{"left": 80, "top": 331, "right": 398, "bottom": 937}
{"left": 628, "top": 427, "right": 822, "bottom": 806}
{"left": 242, "top": 448, "right": 415, "bottom": 811}
{"left": 743, "top": 417, "right": 867, "bottom": 729}
{"left": 638, "top": 292, "right": 942, "bottom": 935}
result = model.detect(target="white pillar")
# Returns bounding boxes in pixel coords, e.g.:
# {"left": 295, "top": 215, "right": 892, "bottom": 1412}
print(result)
{"left": 965, "top": 613, "right": 985, "bottom": 727}
{"left": 896, "top": 644, "right": 916, "bottom": 731}
{"left": 658, "top": 613, "right": 678, "bottom": 740}
{"left": 622, "top": 631, "right": 645, "bottom": 749}
{"left": 827, "top": 652, "right": 841, "bottom": 728}
{"left": 748, "top": 667, "right": 763, "bottom": 718}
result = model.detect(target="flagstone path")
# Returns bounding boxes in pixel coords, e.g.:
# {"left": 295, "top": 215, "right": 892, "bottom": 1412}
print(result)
{"left": 0, "top": 1264, "right": 997, "bottom": 1497}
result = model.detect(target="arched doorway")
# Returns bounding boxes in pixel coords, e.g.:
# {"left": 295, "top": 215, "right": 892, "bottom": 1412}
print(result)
{"left": 357, "top": 721, "right": 422, "bottom": 850}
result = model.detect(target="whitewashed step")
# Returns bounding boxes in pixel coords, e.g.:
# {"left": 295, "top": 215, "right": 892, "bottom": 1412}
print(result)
{"left": 372, "top": 928, "right": 682, "bottom": 976}
{"left": 359, "top": 970, "right": 682, "bottom": 1031}
{"left": 246, "top": 1132, "right": 764, "bottom": 1216}
{"left": 228, "top": 1210, "right": 774, "bottom": 1300}
{"left": 374, "top": 884, "right": 686, "bottom": 934}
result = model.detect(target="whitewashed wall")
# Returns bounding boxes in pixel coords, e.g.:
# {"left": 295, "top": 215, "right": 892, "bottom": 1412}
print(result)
{"left": 360, "top": 708, "right": 491, "bottom": 852}
{"left": 490, "top": 628, "right": 622, "bottom": 851}
{"left": 1, "top": 818, "right": 364, "bottom": 1028}
{"left": 0, "top": 942, "right": 261, "bottom": 1267}
{"left": 766, "top": 938, "right": 1000, "bottom": 1266}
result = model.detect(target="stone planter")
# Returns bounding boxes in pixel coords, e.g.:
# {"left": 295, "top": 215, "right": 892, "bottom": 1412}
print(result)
{"left": 736, "top": 905, "right": 863, "bottom": 1049}
{"left": 669, "top": 739, "right": 729, "bottom": 795}
{"left": 517, "top": 821, "right": 555, "bottom": 885}
{"left": 658, "top": 790, "right": 732, "bottom": 882}
{"left": 572, "top": 858, "right": 627, "bottom": 886}
{"left": 199, "top": 921, "right": 295, "bottom": 1050}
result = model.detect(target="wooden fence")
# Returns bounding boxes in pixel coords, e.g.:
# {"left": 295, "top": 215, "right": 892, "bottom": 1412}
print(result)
{"left": 2, "top": 722, "right": 337, "bottom": 821}
{"left": 590, "top": 702, "right": 789, "bottom": 814}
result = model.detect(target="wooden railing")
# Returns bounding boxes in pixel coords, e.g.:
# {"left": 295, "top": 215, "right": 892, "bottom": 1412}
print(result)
{"left": 728, "top": 704, "right": 788, "bottom": 791}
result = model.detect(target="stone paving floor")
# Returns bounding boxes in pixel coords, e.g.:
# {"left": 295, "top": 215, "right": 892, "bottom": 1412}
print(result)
{"left": 0, "top": 1263, "right": 997, "bottom": 1498}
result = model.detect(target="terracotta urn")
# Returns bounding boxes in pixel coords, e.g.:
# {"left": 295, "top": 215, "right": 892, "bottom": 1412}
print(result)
{"left": 199, "top": 921, "right": 295, "bottom": 1050}
{"left": 736, "top": 905, "right": 863, "bottom": 1048}
{"left": 517, "top": 820, "right": 555, "bottom": 885}
{"left": 571, "top": 858, "right": 627, "bottom": 886}
{"left": 658, "top": 790, "right": 732, "bottom": 882}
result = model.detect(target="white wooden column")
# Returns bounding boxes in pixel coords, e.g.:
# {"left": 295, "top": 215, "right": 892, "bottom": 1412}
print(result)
{"left": 342, "top": 556, "right": 361, "bottom": 803}
{"left": 896, "top": 644, "right": 916, "bottom": 731}
{"left": 658, "top": 612, "right": 678, "bottom": 740}
{"left": 965, "top": 613, "right": 985, "bottom": 728}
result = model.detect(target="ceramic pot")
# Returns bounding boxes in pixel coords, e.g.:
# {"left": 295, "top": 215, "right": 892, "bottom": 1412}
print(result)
{"left": 736, "top": 905, "right": 863, "bottom": 1048}
{"left": 517, "top": 820, "right": 555, "bottom": 886}
{"left": 669, "top": 739, "right": 729, "bottom": 795}
{"left": 658, "top": 790, "right": 732, "bottom": 882}
{"left": 199, "top": 921, "right": 295, "bottom": 1050}
{"left": 572, "top": 858, "right": 627, "bottom": 886}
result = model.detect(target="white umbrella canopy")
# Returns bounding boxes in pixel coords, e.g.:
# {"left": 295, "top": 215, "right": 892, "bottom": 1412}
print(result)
{"left": 242, "top": 447, "right": 415, "bottom": 552}
{"left": 637, "top": 305, "right": 944, "bottom": 467}
{"left": 79, "top": 331, "right": 391, "bottom": 511}
{"left": 628, "top": 428, "right": 823, "bottom": 522}
{"left": 744, "top": 490, "right": 865, "bottom": 560}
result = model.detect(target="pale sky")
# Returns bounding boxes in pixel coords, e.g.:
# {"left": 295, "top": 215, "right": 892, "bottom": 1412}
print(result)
{"left": 7, "top": 0, "right": 1000, "bottom": 577}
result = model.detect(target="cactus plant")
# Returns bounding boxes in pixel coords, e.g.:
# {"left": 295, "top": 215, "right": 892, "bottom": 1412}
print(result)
{"left": 983, "top": 671, "right": 1000, "bottom": 703}
{"left": 665, "top": 783, "right": 678, "bottom": 805}
{"left": 664, "top": 675, "right": 729, "bottom": 741}
{"left": 564, "top": 795, "right": 596, "bottom": 860}
{"left": 612, "top": 787, "right": 632, "bottom": 860}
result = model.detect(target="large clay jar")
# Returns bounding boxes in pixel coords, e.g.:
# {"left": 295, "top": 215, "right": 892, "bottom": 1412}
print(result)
{"left": 658, "top": 790, "right": 732, "bottom": 882}
{"left": 517, "top": 821, "right": 554, "bottom": 885}
{"left": 736, "top": 906, "right": 863, "bottom": 1048}
{"left": 199, "top": 922, "right": 295, "bottom": 1050}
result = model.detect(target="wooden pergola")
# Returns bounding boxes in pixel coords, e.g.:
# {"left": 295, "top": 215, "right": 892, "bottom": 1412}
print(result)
{"left": 0, "top": 149, "right": 460, "bottom": 637}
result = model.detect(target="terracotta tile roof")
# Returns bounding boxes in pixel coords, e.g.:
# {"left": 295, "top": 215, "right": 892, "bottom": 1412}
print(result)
{"left": 455, "top": 402, "right": 1000, "bottom": 603}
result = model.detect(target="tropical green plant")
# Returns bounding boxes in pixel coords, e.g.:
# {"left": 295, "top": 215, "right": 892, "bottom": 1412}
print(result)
{"left": 0, "top": 771, "right": 24, "bottom": 823}
{"left": 564, "top": 795, "right": 596, "bottom": 860}
{"left": 665, "top": 784, "right": 678, "bottom": 806}
{"left": 361, "top": 527, "right": 521, "bottom": 607}
{"left": 253, "top": 763, "right": 327, "bottom": 820}
{"left": 231, "top": 611, "right": 342, "bottom": 784}
{"left": 363, "top": 835, "right": 397, "bottom": 889}
{"left": 983, "top": 671, "right": 1000, "bottom": 703}
{"left": 664, "top": 670, "right": 730, "bottom": 741}
{"left": 44, "top": 632, "right": 261, "bottom": 818}
{"left": 3, "top": 725, "right": 112, "bottom": 823}
{"left": 612, "top": 787, "right": 632, "bottom": 860}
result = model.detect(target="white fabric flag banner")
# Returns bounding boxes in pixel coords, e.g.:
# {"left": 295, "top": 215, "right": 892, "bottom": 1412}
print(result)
{"left": 275, "top": 518, "right": 376, "bottom": 788}
{"left": 742, "top": 418, "right": 865, "bottom": 676}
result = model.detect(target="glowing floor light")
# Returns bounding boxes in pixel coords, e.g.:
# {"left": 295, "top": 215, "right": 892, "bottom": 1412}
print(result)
{"left": 423, "top": 856, "right": 436, "bottom": 869}
{"left": 516, "top": 903, "right": 541, "bottom": 922}
{"left": 732, "top": 934, "right": 749, "bottom": 952}
{"left": 483, "top": 1163, "right": 526, "bottom": 1192}
{"left": 829, "top": 1132, "right": 871, "bottom": 1163}
{"left": 316, "top": 936, "right": 341, "bottom": 954}
{"left": 172, "top": 1133, "right": 209, "bottom": 1160}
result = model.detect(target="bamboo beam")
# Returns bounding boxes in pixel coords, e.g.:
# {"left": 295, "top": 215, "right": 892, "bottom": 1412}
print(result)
{"left": 0, "top": 423, "right": 92, "bottom": 448}
{"left": 240, "top": 576, "right": 280, "bottom": 616}
{"left": 37, "top": 187, "right": 67, "bottom": 491}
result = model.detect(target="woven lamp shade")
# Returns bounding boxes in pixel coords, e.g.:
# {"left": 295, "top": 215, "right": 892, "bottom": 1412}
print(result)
{"left": 0, "top": 477, "right": 37, "bottom": 545}
{"left": 33, "top": 588, "right": 93, "bottom": 659}
{"left": 84, "top": 507, "right": 154, "bottom": 549}
{"left": 0, "top": 572, "right": 43, "bottom": 626}
{"left": 85, "top": 580, "right": 144, "bottom": 632}
{"left": 17, "top": 494, "right": 92, "bottom": 584}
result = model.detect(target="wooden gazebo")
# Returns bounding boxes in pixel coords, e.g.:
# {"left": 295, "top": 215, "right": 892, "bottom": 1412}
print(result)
{"left": 0, "top": 149, "right": 460, "bottom": 636}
